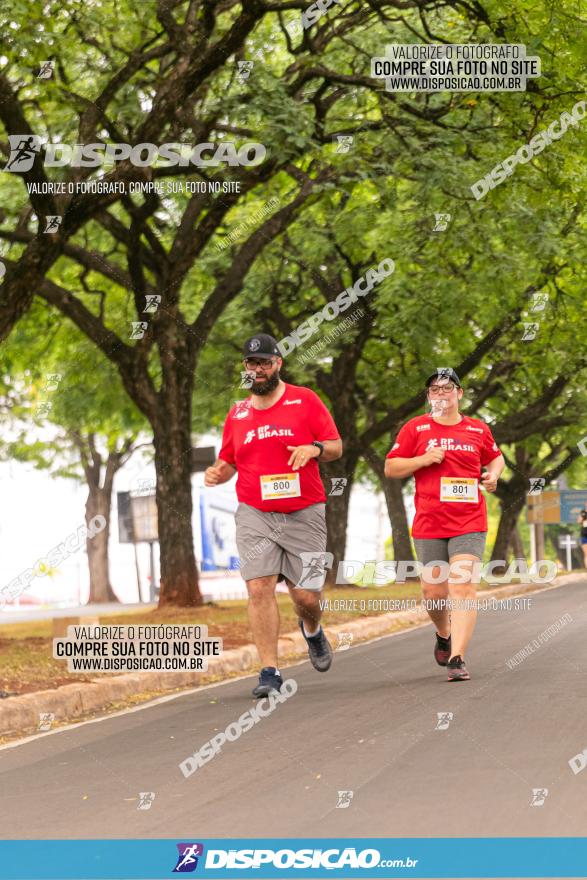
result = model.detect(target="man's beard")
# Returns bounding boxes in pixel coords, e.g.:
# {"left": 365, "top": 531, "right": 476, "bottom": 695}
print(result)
{"left": 252, "top": 370, "right": 280, "bottom": 396}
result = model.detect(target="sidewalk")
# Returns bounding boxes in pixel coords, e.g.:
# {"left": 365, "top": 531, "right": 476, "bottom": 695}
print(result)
{"left": 0, "top": 574, "right": 289, "bottom": 626}
{"left": 0, "top": 573, "right": 583, "bottom": 739}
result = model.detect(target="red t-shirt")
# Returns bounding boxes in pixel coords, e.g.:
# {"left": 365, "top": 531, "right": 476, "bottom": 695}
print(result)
{"left": 386, "top": 414, "right": 502, "bottom": 539}
{"left": 219, "top": 383, "right": 340, "bottom": 512}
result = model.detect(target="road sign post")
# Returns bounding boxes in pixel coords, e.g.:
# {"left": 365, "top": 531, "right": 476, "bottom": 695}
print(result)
{"left": 558, "top": 534, "right": 577, "bottom": 571}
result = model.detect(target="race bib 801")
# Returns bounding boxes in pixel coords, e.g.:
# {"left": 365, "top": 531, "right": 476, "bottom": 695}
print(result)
{"left": 440, "top": 477, "right": 479, "bottom": 503}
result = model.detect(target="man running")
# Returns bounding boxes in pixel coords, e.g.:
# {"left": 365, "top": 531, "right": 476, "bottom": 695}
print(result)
{"left": 204, "top": 333, "right": 343, "bottom": 697}
{"left": 385, "top": 368, "right": 505, "bottom": 681}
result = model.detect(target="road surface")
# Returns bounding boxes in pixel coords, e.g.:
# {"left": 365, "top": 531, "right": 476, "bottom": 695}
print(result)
{"left": 1, "top": 580, "right": 586, "bottom": 840}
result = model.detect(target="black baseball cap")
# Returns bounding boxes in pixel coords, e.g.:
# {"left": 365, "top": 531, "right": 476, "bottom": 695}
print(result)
{"left": 242, "top": 333, "right": 280, "bottom": 359}
{"left": 425, "top": 368, "right": 461, "bottom": 388}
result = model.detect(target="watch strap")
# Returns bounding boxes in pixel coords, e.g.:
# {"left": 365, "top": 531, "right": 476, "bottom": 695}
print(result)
{"left": 312, "top": 441, "right": 325, "bottom": 458}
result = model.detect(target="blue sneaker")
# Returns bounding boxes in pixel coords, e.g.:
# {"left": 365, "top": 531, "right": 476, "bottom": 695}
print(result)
{"left": 252, "top": 666, "right": 283, "bottom": 698}
{"left": 299, "top": 620, "right": 333, "bottom": 672}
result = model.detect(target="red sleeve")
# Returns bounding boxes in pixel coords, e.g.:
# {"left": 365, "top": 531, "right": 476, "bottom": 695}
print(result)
{"left": 481, "top": 423, "right": 501, "bottom": 466}
{"left": 309, "top": 392, "right": 340, "bottom": 440}
{"left": 386, "top": 421, "right": 416, "bottom": 459}
{"left": 218, "top": 414, "right": 236, "bottom": 466}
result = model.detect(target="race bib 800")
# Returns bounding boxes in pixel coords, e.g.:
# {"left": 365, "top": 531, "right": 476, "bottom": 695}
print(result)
{"left": 260, "top": 472, "right": 301, "bottom": 501}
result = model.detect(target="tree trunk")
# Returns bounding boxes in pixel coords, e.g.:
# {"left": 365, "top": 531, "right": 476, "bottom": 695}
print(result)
{"left": 86, "top": 486, "right": 118, "bottom": 603}
{"left": 385, "top": 478, "right": 416, "bottom": 566}
{"left": 153, "top": 367, "right": 202, "bottom": 607}
{"left": 320, "top": 454, "right": 357, "bottom": 588}
{"left": 511, "top": 525, "right": 525, "bottom": 558}
{"left": 364, "top": 447, "right": 416, "bottom": 579}
{"left": 491, "top": 497, "right": 526, "bottom": 572}
{"left": 491, "top": 455, "right": 530, "bottom": 573}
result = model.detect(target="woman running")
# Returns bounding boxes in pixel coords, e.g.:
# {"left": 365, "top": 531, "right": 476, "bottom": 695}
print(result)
{"left": 385, "top": 368, "right": 505, "bottom": 681}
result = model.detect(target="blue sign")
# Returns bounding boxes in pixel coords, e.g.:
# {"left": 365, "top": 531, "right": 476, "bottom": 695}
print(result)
{"left": 559, "top": 489, "right": 587, "bottom": 524}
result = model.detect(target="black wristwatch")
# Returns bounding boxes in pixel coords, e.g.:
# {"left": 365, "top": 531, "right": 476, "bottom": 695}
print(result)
{"left": 312, "top": 441, "right": 325, "bottom": 458}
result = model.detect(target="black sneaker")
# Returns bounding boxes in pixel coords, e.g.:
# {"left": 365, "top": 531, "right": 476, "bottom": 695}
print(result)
{"left": 299, "top": 620, "right": 333, "bottom": 672}
{"left": 447, "top": 655, "right": 470, "bottom": 682}
{"left": 434, "top": 632, "right": 451, "bottom": 666}
{"left": 252, "top": 667, "right": 283, "bottom": 698}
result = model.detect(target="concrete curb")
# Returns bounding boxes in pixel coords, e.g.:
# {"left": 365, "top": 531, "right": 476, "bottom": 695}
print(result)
{"left": 1, "top": 573, "right": 583, "bottom": 737}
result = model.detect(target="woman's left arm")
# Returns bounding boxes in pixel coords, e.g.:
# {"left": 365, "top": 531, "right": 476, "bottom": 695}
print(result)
{"left": 480, "top": 454, "right": 505, "bottom": 493}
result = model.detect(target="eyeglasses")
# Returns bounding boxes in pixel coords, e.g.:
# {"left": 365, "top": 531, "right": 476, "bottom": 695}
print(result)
{"left": 243, "top": 358, "right": 277, "bottom": 371}
{"left": 428, "top": 382, "right": 457, "bottom": 395}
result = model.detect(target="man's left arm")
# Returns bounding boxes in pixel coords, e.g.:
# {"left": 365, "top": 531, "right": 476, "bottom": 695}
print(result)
{"left": 287, "top": 392, "right": 343, "bottom": 469}
{"left": 316, "top": 439, "right": 343, "bottom": 461}
{"left": 287, "top": 439, "right": 342, "bottom": 470}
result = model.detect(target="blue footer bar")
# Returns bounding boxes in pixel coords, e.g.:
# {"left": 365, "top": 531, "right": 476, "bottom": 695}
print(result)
{"left": 0, "top": 838, "right": 586, "bottom": 879}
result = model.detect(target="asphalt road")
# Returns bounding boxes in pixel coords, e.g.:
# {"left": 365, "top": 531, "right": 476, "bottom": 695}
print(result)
{"left": 1, "top": 580, "right": 587, "bottom": 841}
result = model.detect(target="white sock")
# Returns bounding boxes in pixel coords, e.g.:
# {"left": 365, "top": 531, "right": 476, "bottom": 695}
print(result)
{"left": 303, "top": 621, "right": 321, "bottom": 638}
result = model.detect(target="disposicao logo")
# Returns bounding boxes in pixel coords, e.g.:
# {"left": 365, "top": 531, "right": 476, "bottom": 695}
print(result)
{"left": 173, "top": 842, "right": 204, "bottom": 873}
{"left": 3, "top": 135, "right": 266, "bottom": 172}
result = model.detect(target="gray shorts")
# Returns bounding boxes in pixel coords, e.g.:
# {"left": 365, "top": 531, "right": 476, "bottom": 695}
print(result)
{"left": 235, "top": 502, "right": 328, "bottom": 589}
{"left": 413, "top": 532, "right": 487, "bottom": 566}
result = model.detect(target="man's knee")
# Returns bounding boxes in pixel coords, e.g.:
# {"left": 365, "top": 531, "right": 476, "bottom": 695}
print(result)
{"left": 246, "top": 576, "right": 277, "bottom": 601}
{"left": 289, "top": 583, "right": 321, "bottom": 609}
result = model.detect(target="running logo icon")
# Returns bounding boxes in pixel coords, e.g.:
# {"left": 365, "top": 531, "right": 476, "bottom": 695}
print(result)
{"left": 528, "top": 478, "right": 546, "bottom": 495}
{"left": 336, "top": 790, "right": 354, "bottom": 809}
{"left": 37, "top": 61, "right": 54, "bottom": 79}
{"left": 38, "top": 712, "right": 54, "bottom": 732}
{"left": 137, "top": 792, "right": 155, "bottom": 810}
{"left": 521, "top": 322, "right": 540, "bottom": 341}
{"left": 237, "top": 61, "right": 253, "bottom": 82}
{"left": 530, "top": 292, "right": 549, "bottom": 312}
{"left": 239, "top": 370, "right": 255, "bottom": 389}
{"left": 4, "top": 135, "right": 42, "bottom": 172}
{"left": 44, "top": 373, "right": 62, "bottom": 392}
{"left": 336, "top": 632, "right": 353, "bottom": 651}
{"left": 530, "top": 788, "right": 548, "bottom": 807}
{"left": 144, "top": 294, "right": 161, "bottom": 314}
{"left": 329, "top": 477, "right": 348, "bottom": 496}
{"left": 429, "top": 399, "right": 448, "bottom": 416}
{"left": 130, "top": 321, "right": 149, "bottom": 340}
{"left": 44, "top": 215, "right": 62, "bottom": 233}
{"left": 435, "top": 712, "right": 453, "bottom": 730}
{"left": 335, "top": 135, "right": 354, "bottom": 153}
{"left": 173, "top": 843, "right": 204, "bottom": 872}
{"left": 433, "top": 213, "right": 451, "bottom": 231}
{"left": 298, "top": 551, "right": 333, "bottom": 591}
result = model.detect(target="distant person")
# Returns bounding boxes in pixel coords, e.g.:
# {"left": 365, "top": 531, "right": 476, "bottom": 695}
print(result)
{"left": 578, "top": 510, "right": 587, "bottom": 568}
